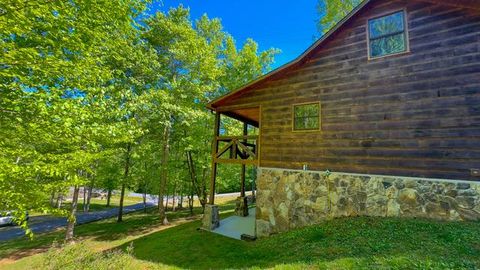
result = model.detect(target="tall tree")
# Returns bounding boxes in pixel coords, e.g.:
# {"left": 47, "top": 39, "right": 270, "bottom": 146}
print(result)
{"left": 143, "top": 7, "right": 278, "bottom": 216}
{"left": 0, "top": 0, "right": 152, "bottom": 239}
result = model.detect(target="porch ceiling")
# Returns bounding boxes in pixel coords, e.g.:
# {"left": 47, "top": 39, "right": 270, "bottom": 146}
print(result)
{"left": 222, "top": 107, "right": 260, "bottom": 127}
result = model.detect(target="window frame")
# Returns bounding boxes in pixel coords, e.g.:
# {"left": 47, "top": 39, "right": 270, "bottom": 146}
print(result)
{"left": 292, "top": 101, "right": 321, "bottom": 132}
{"left": 367, "top": 9, "right": 410, "bottom": 60}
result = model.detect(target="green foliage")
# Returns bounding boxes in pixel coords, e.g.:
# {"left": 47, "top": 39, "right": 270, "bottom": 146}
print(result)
{"left": 316, "top": 0, "right": 362, "bottom": 34}
{"left": 1, "top": 0, "right": 278, "bottom": 237}
{"left": 138, "top": 6, "right": 278, "bottom": 204}
{"left": 96, "top": 154, "right": 123, "bottom": 193}
{"left": 0, "top": 0, "right": 153, "bottom": 235}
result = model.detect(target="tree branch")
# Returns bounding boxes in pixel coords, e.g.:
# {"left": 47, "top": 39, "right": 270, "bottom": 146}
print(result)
{"left": 0, "top": 108, "right": 18, "bottom": 114}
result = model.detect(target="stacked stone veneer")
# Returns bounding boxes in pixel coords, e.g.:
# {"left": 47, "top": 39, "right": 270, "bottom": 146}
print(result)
{"left": 256, "top": 167, "right": 480, "bottom": 237}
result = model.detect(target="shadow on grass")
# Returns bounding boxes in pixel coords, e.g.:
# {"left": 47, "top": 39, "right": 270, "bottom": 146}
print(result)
{"left": 80, "top": 198, "right": 237, "bottom": 241}
{"left": 119, "top": 216, "right": 480, "bottom": 269}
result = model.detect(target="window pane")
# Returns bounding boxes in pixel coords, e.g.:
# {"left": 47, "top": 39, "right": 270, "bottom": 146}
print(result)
{"left": 294, "top": 103, "right": 319, "bottom": 118}
{"left": 370, "top": 33, "right": 406, "bottom": 58}
{"left": 295, "top": 117, "right": 319, "bottom": 130}
{"left": 305, "top": 117, "right": 319, "bottom": 129}
{"left": 293, "top": 103, "right": 320, "bottom": 130}
{"left": 294, "top": 103, "right": 320, "bottom": 130}
{"left": 295, "top": 118, "right": 306, "bottom": 130}
{"left": 369, "top": 11, "right": 404, "bottom": 39}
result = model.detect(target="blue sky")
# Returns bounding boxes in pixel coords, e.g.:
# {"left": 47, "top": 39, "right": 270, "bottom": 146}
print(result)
{"left": 151, "top": 1, "right": 320, "bottom": 68}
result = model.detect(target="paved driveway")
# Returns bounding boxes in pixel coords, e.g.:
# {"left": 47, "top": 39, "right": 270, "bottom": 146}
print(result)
{"left": 0, "top": 202, "right": 155, "bottom": 242}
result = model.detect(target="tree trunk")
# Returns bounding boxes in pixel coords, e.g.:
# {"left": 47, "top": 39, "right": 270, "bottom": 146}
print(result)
{"left": 200, "top": 167, "right": 208, "bottom": 213}
{"left": 186, "top": 150, "right": 207, "bottom": 211}
{"left": 179, "top": 193, "right": 183, "bottom": 209}
{"left": 143, "top": 188, "right": 147, "bottom": 213}
{"left": 50, "top": 191, "right": 56, "bottom": 207}
{"left": 82, "top": 186, "right": 87, "bottom": 212}
{"left": 85, "top": 176, "right": 94, "bottom": 212}
{"left": 143, "top": 162, "right": 148, "bottom": 213}
{"left": 189, "top": 182, "right": 194, "bottom": 215}
{"left": 117, "top": 183, "right": 126, "bottom": 222}
{"left": 55, "top": 193, "right": 60, "bottom": 208}
{"left": 165, "top": 191, "right": 169, "bottom": 211}
{"left": 106, "top": 189, "right": 112, "bottom": 207}
{"left": 118, "top": 143, "right": 131, "bottom": 223}
{"left": 177, "top": 182, "right": 182, "bottom": 210}
{"left": 158, "top": 124, "right": 170, "bottom": 225}
{"left": 172, "top": 182, "right": 177, "bottom": 212}
{"left": 56, "top": 193, "right": 63, "bottom": 209}
{"left": 65, "top": 185, "right": 80, "bottom": 243}
{"left": 165, "top": 186, "right": 170, "bottom": 211}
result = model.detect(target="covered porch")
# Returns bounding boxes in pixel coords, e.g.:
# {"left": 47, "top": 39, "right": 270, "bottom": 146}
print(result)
{"left": 202, "top": 106, "right": 260, "bottom": 239}
{"left": 212, "top": 208, "right": 256, "bottom": 240}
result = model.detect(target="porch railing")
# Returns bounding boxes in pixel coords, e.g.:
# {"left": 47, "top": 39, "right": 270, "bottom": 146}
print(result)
{"left": 214, "top": 135, "right": 258, "bottom": 165}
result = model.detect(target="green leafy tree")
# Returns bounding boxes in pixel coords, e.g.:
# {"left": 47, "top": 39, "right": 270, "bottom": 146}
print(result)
{"left": 96, "top": 154, "right": 124, "bottom": 207}
{"left": 1, "top": 0, "right": 279, "bottom": 241}
{"left": 316, "top": 0, "right": 362, "bottom": 34}
{"left": 142, "top": 7, "right": 278, "bottom": 216}
{"left": 0, "top": 0, "right": 151, "bottom": 240}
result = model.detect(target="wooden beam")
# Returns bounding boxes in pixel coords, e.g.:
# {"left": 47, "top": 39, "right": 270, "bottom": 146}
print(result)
{"left": 237, "top": 141, "right": 256, "bottom": 159}
{"left": 241, "top": 123, "right": 248, "bottom": 197}
{"left": 243, "top": 142, "right": 256, "bottom": 147}
{"left": 209, "top": 112, "right": 221, "bottom": 205}
{"left": 214, "top": 159, "right": 259, "bottom": 166}
{"left": 232, "top": 139, "right": 237, "bottom": 159}
{"left": 215, "top": 140, "right": 234, "bottom": 159}
{"left": 216, "top": 135, "right": 258, "bottom": 141}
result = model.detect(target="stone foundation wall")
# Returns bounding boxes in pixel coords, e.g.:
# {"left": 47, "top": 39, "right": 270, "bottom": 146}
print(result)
{"left": 255, "top": 167, "right": 480, "bottom": 237}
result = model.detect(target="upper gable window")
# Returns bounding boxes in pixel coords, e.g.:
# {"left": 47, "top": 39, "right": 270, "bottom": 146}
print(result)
{"left": 293, "top": 102, "right": 320, "bottom": 131}
{"left": 368, "top": 11, "right": 408, "bottom": 59}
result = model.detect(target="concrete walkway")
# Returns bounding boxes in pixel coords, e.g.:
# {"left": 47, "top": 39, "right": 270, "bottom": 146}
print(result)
{"left": 0, "top": 202, "right": 155, "bottom": 242}
{"left": 212, "top": 208, "right": 256, "bottom": 240}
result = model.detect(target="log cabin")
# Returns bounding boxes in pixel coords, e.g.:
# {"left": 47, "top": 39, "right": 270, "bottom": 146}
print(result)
{"left": 202, "top": 0, "right": 480, "bottom": 237}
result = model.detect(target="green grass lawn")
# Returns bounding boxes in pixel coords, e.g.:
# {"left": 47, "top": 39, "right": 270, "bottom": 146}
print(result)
{"left": 125, "top": 217, "right": 480, "bottom": 269}
{"left": 2, "top": 197, "right": 480, "bottom": 270}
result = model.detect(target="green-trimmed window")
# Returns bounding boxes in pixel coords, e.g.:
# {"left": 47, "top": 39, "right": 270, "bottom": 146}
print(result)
{"left": 368, "top": 11, "right": 408, "bottom": 58}
{"left": 293, "top": 103, "right": 320, "bottom": 131}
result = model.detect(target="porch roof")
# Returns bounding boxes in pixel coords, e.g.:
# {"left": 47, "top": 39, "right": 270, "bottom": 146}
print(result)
{"left": 221, "top": 107, "right": 260, "bottom": 127}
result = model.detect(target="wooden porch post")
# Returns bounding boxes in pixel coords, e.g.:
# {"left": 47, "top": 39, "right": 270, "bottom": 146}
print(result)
{"left": 240, "top": 122, "right": 248, "bottom": 197}
{"left": 209, "top": 112, "right": 221, "bottom": 205}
